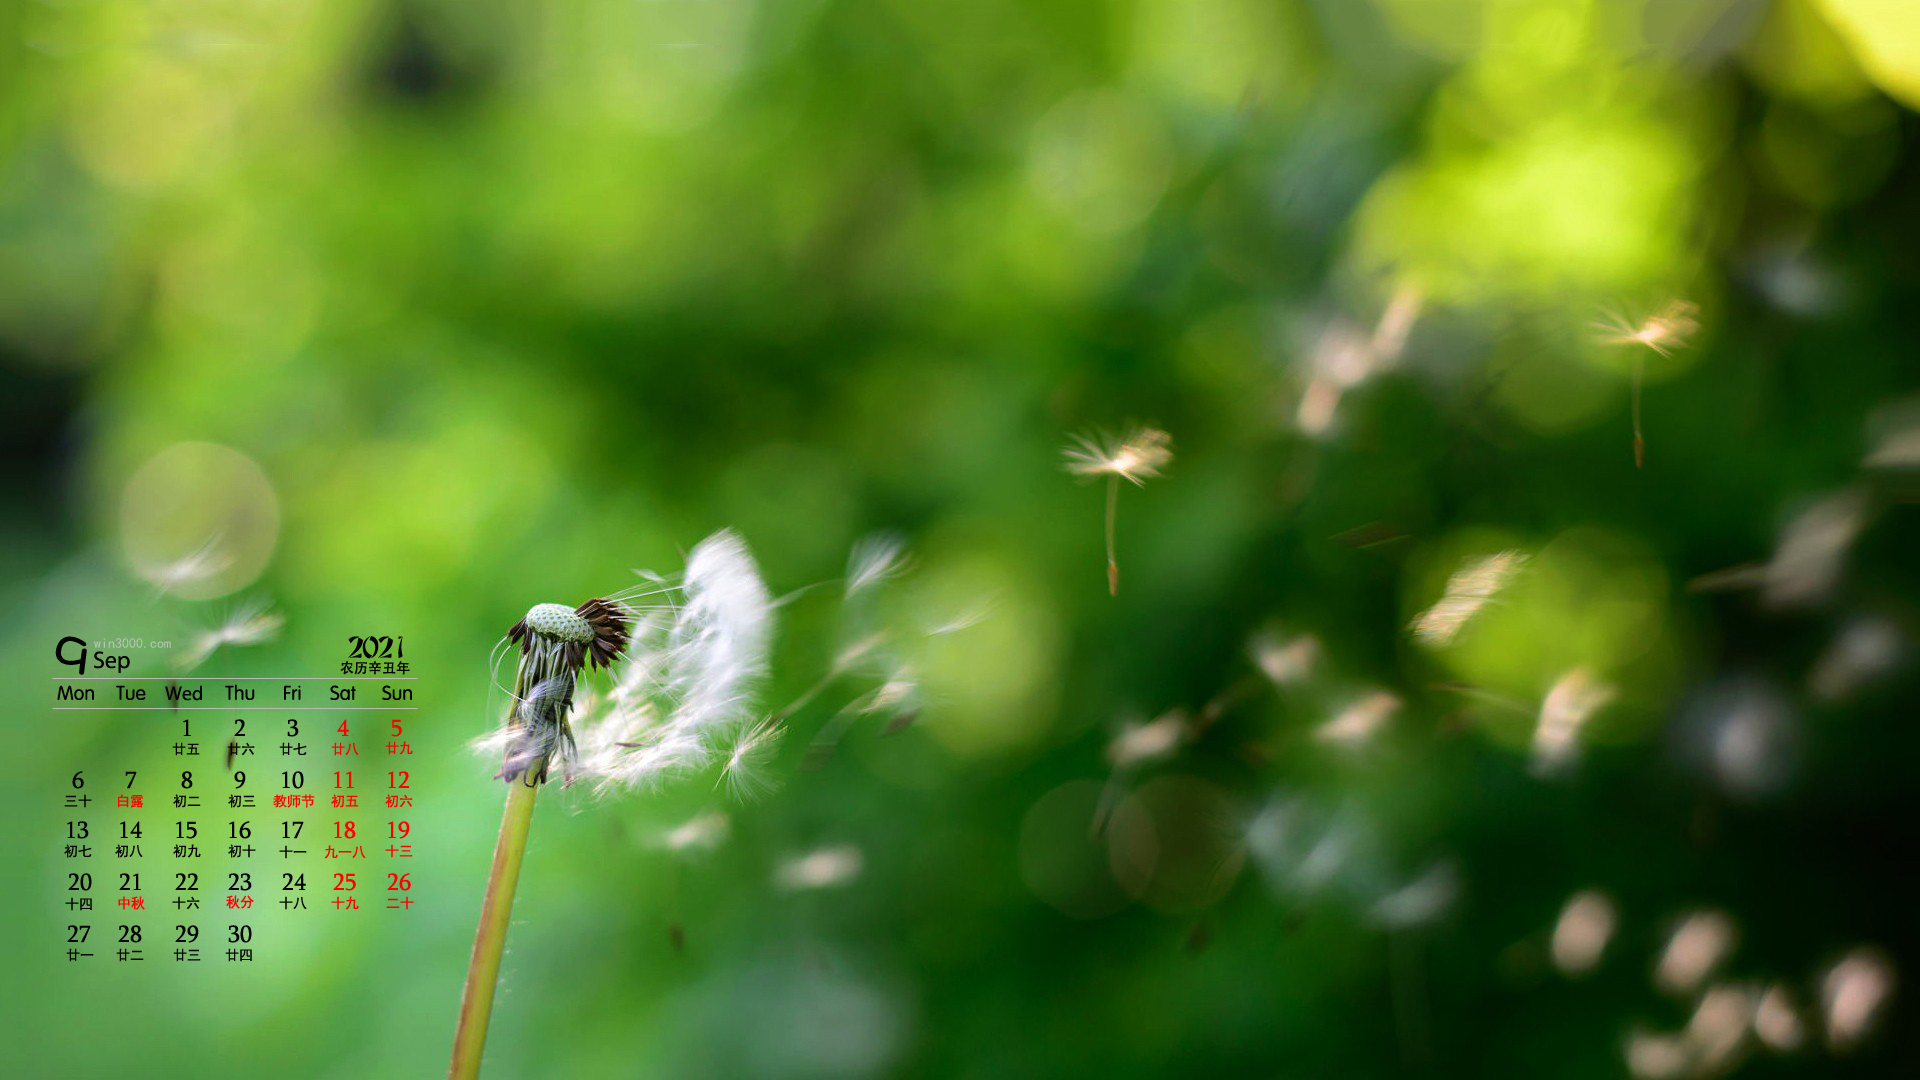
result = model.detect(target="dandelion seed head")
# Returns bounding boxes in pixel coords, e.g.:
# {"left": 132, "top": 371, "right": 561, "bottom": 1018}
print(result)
{"left": 522, "top": 603, "right": 594, "bottom": 644}
{"left": 1063, "top": 427, "right": 1172, "bottom": 486}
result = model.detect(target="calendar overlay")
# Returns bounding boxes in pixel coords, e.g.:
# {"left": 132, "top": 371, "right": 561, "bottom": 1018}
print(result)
{"left": 53, "top": 636, "right": 420, "bottom": 964}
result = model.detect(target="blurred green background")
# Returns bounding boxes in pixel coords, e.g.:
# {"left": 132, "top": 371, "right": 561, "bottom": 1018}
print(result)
{"left": 3, "top": 0, "right": 1917, "bottom": 1076}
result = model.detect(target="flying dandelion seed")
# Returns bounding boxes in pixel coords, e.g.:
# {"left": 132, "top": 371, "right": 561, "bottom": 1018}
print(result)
{"left": 1596, "top": 300, "right": 1698, "bottom": 468}
{"left": 1863, "top": 397, "right": 1920, "bottom": 470}
{"left": 1655, "top": 911, "right": 1738, "bottom": 996}
{"left": 1107, "top": 711, "right": 1186, "bottom": 768}
{"left": 174, "top": 600, "right": 284, "bottom": 672}
{"left": 1063, "top": 427, "right": 1171, "bottom": 596}
{"left": 1297, "top": 286, "right": 1423, "bottom": 438}
{"left": 145, "top": 536, "right": 236, "bottom": 599}
{"left": 657, "top": 811, "right": 730, "bottom": 855}
{"left": 717, "top": 716, "right": 785, "bottom": 801}
{"left": 1685, "top": 983, "right": 1754, "bottom": 1072}
{"left": 1687, "top": 490, "right": 1870, "bottom": 610}
{"left": 1764, "top": 489, "right": 1868, "bottom": 611}
{"left": 1551, "top": 890, "right": 1617, "bottom": 976}
{"left": 1808, "top": 616, "right": 1903, "bottom": 702}
{"left": 1251, "top": 630, "right": 1320, "bottom": 686}
{"left": 1367, "top": 860, "right": 1458, "bottom": 929}
{"left": 1753, "top": 983, "right": 1805, "bottom": 1052}
{"left": 1530, "top": 668, "right": 1614, "bottom": 776}
{"left": 846, "top": 533, "right": 908, "bottom": 596}
{"left": 1625, "top": 1029, "right": 1690, "bottom": 1080}
{"left": 1411, "top": 551, "right": 1527, "bottom": 646}
{"left": 1316, "top": 692, "right": 1399, "bottom": 748}
{"left": 1822, "top": 948, "right": 1894, "bottom": 1052}
{"left": 775, "top": 845, "right": 864, "bottom": 891}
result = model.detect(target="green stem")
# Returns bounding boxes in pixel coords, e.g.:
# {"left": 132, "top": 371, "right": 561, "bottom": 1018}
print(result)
{"left": 448, "top": 774, "right": 542, "bottom": 1080}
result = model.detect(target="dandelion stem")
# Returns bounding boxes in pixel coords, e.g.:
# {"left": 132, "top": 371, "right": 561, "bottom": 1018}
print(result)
{"left": 1632, "top": 355, "right": 1645, "bottom": 470}
{"left": 449, "top": 772, "right": 542, "bottom": 1080}
{"left": 1105, "top": 474, "right": 1120, "bottom": 596}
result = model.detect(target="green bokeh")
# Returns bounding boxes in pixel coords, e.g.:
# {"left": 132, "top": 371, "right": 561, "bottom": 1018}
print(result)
{"left": 3, "top": 0, "right": 1916, "bottom": 1076}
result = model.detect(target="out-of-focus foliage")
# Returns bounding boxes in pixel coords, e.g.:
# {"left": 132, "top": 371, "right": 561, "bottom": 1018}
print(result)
{"left": 2, "top": 0, "right": 1916, "bottom": 1076}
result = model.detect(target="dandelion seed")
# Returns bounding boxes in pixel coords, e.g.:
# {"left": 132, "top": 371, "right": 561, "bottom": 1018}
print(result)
{"left": 846, "top": 534, "right": 908, "bottom": 596}
{"left": 801, "top": 662, "right": 921, "bottom": 771}
{"left": 1530, "top": 668, "right": 1614, "bottom": 775}
{"left": 1596, "top": 300, "right": 1699, "bottom": 468}
{"left": 1107, "top": 711, "right": 1186, "bottom": 768}
{"left": 1552, "top": 890, "right": 1617, "bottom": 976}
{"left": 1625, "top": 1029, "right": 1689, "bottom": 1080}
{"left": 1863, "top": 397, "right": 1920, "bottom": 469}
{"left": 1764, "top": 489, "right": 1867, "bottom": 610}
{"left": 1297, "top": 287, "right": 1422, "bottom": 438}
{"left": 1822, "top": 948, "right": 1894, "bottom": 1052}
{"left": 1656, "top": 911, "right": 1738, "bottom": 996}
{"left": 1064, "top": 427, "right": 1171, "bottom": 595}
{"left": 1808, "top": 616, "right": 1903, "bottom": 702}
{"left": 1411, "top": 551, "right": 1527, "bottom": 646}
{"left": 1368, "top": 860, "right": 1458, "bottom": 929}
{"left": 1316, "top": 692, "right": 1399, "bottom": 748}
{"left": 1251, "top": 630, "right": 1319, "bottom": 687}
{"left": 1753, "top": 983, "right": 1805, "bottom": 1052}
{"left": 1370, "top": 283, "right": 1424, "bottom": 362}
{"left": 657, "top": 811, "right": 730, "bottom": 855}
{"left": 145, "top": 536, "right": 235, "bottom": 598}
{"left": 174, "top": 600, "right": 284, "bottom": 672}
{"left": 717, "top": 716, "right": 785, "bottom": 801}
{"left": 775, "top": 845, "right": 864, "bottom": 891}
{"left": 564, "top": 531, "right": 774, "bottom": 792}
{"left": 1685, "top": 983, "right": 1754, "bottom": 1071}
{"left": 927, "top": 603, "right": 991, "bottom": 636}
